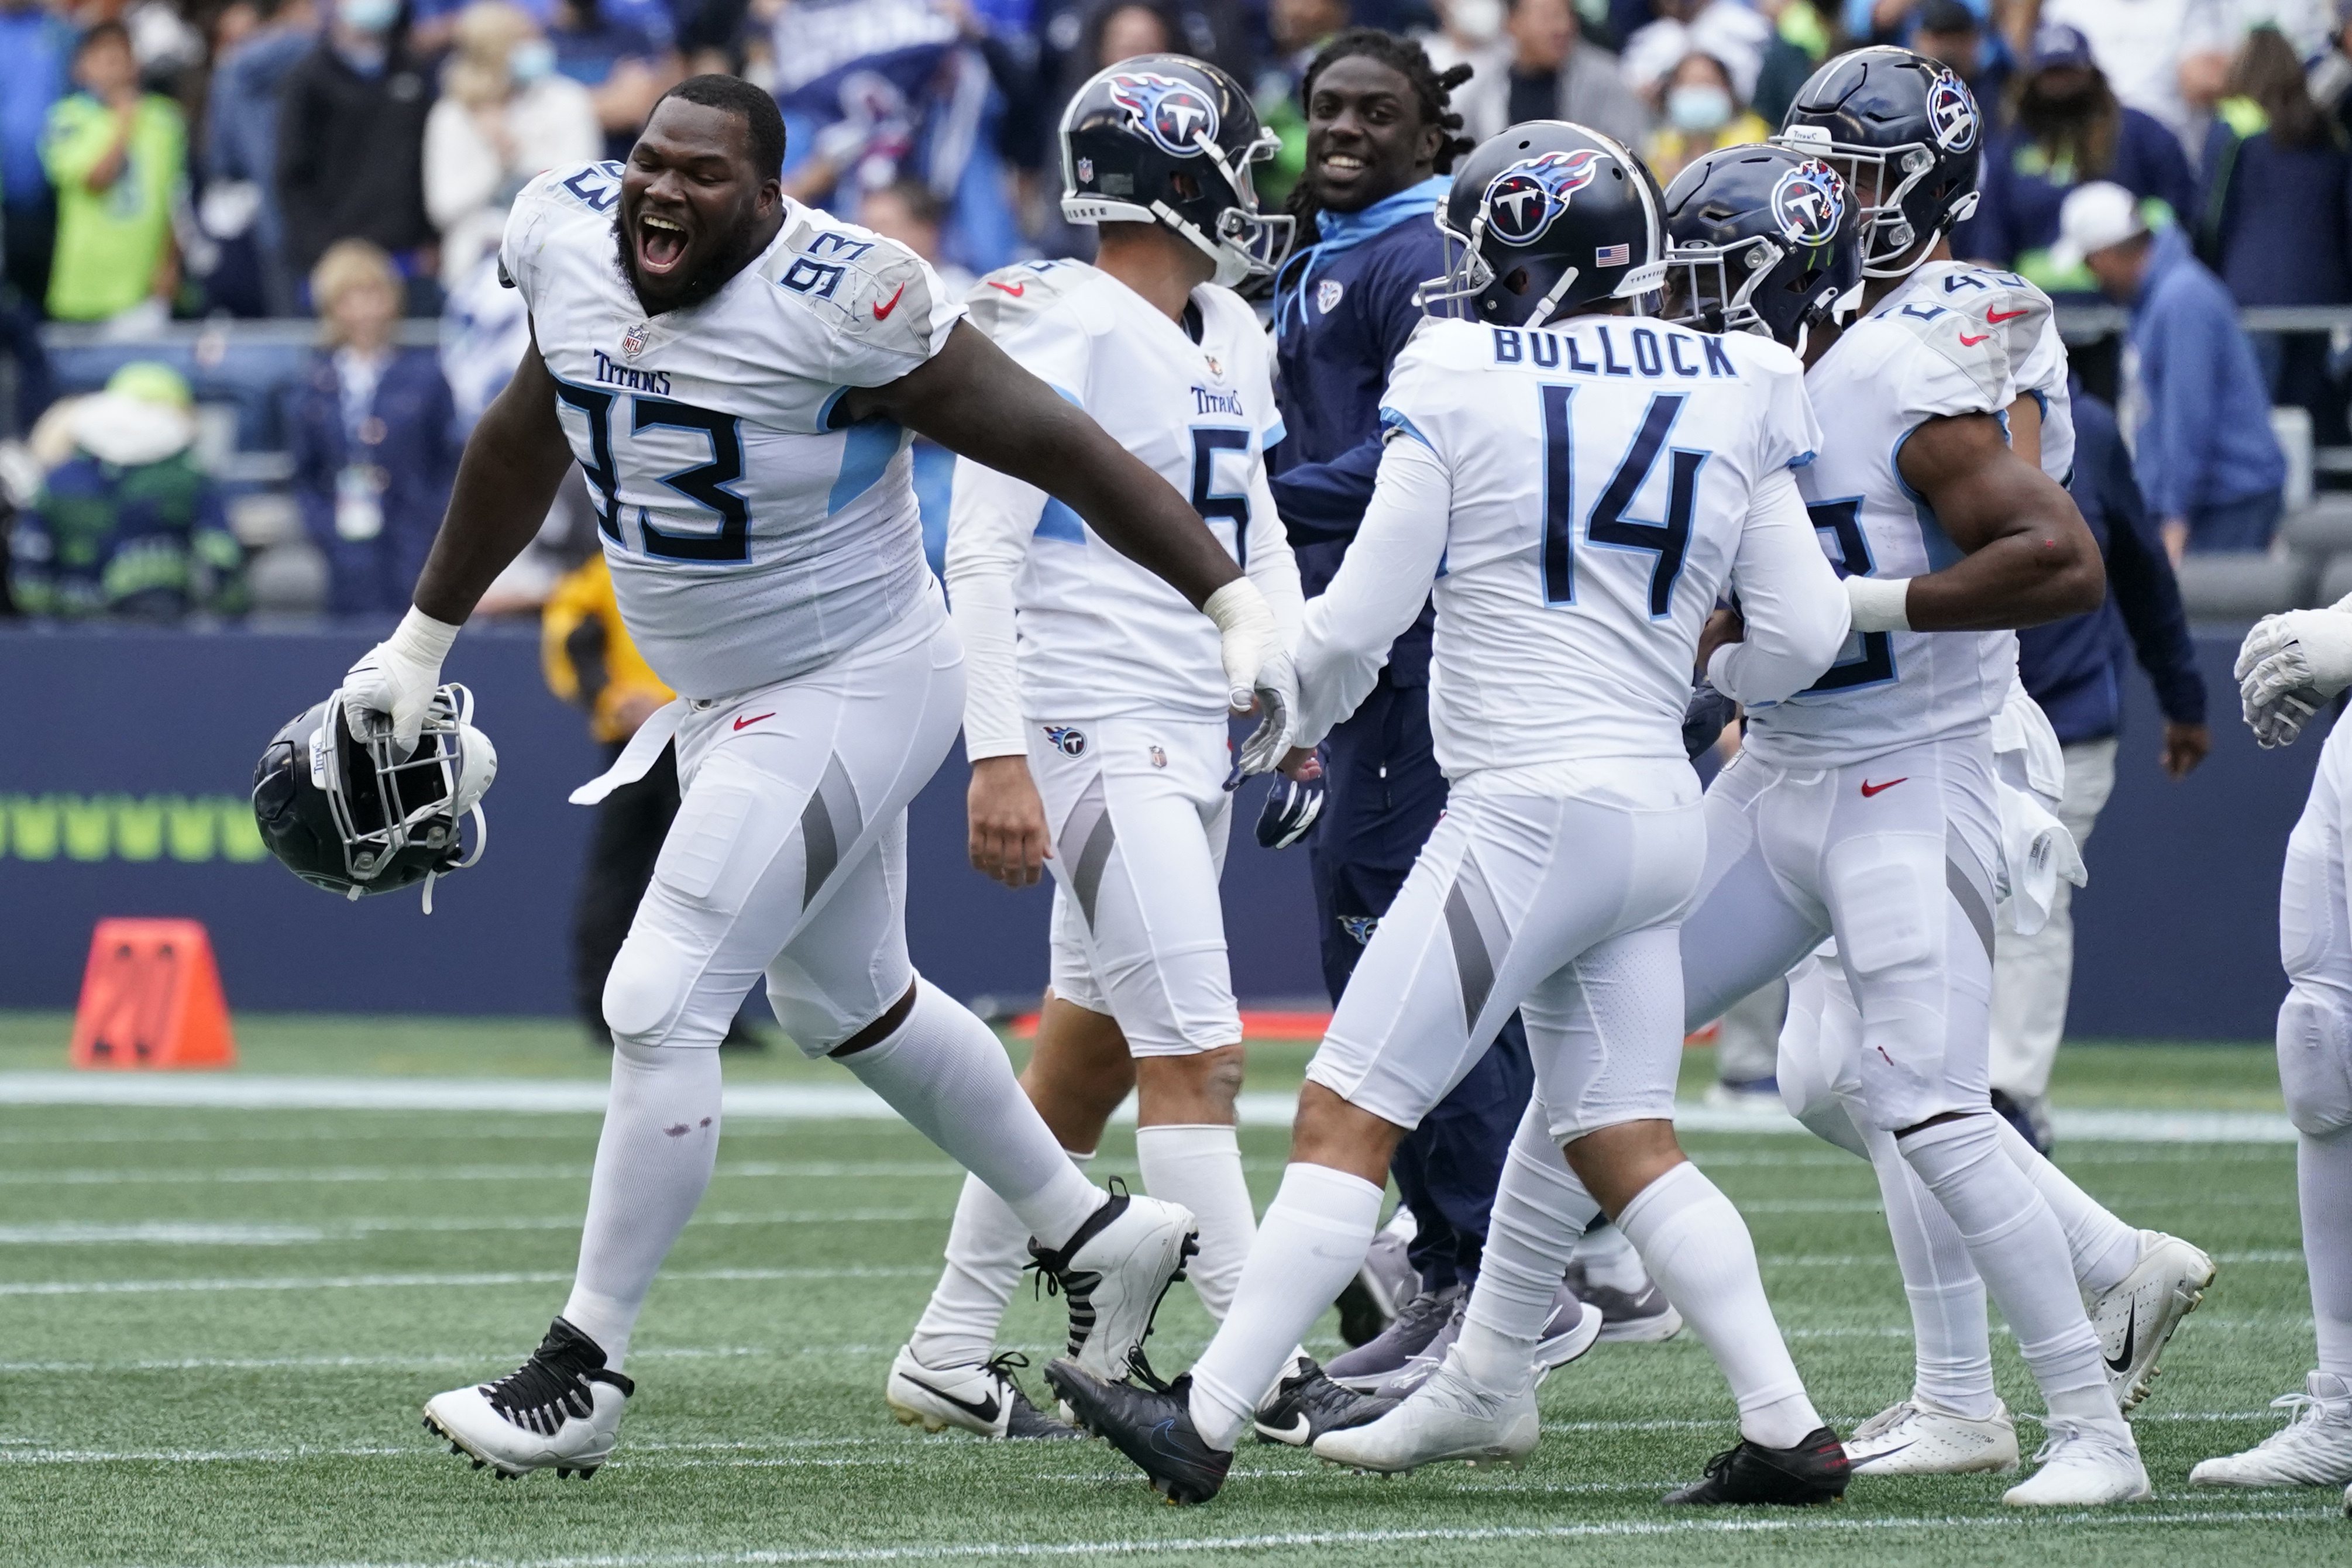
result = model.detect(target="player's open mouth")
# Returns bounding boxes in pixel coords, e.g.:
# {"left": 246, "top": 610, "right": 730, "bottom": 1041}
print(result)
{"left": 637, "top": 212, "right": 689, "bottom": 274}
{"left": 1319, "top": 152, "right": 1367, "bottom": 183}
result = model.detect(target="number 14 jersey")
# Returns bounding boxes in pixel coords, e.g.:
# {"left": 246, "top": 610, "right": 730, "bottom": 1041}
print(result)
{"left": 500, "top": 162, "right": 965, "bottom": 700}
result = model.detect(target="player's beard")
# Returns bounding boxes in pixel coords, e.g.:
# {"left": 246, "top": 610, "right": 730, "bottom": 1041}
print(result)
{"left": 612, "top": 205, "right": 770, "bottom": 316}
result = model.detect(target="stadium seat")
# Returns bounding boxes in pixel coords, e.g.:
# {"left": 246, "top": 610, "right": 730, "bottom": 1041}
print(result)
{"left": 2274, "top": 405, "right": 2315, "bottom": 517}
{"left": 245, "top": 539, "right": 329, "bottom": 617}
{"left": 2279, "top": 494, "right": 2352, "bottom": 558}
{"left": 2317, "top": 552, "right": 2352, "bottom": 610}
{"left": 2174, "top": 551, "right": 2313, "bottom": 623}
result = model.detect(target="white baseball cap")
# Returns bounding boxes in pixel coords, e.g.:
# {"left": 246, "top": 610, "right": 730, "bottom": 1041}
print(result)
{"left": 2049, "top": 180, "right": 2148, "bottom": 272}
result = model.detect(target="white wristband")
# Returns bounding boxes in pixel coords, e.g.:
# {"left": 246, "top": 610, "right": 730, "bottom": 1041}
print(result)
{"left": 1844, "top": 575, "right": 1913, "bottom": 634}
{"left": 1202, "top": 577, "right": 1271, "bottom": 632}
{"left": 388, "top": 604, "right": 463, "bottom": 665}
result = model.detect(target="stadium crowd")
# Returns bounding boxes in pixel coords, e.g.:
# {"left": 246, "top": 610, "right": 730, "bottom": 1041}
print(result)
{"left": 0, "top": 0, "right": 2347, "bottom": 622}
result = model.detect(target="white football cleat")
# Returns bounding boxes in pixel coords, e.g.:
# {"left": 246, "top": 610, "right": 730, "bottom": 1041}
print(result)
{"left": 1844, "top": 1397, "right": 2020, "bottom": 1475}
{"left": 1027, "top": 1183, "right": 1198, "bottom": 1383}
{"left": 2000, "top": 1418, "right": 2151, "bottom": 1506}
{"left": 2089, "top": 1229, "right": 2216, "bottom": 1412}
{"left": 1312, "top": 1346, "right": 1538, "bottom": 1474}
{"left": 2189, "top": 1374, "right": 2352, "bottom": 1487}
{"left": 422, "top": 1318, "right": 630, "bottom": 1479}
{"left": 884, "top": 1345, "right": 1080, "bottom": 1439}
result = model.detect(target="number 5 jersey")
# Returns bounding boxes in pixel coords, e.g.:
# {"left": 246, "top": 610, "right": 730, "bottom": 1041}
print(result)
{"left": 500, "top": 162, "right": 965, "bottom": 700}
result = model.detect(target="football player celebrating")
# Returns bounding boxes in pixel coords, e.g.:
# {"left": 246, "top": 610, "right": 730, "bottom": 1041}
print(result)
{"left": 885, "top": 56, "right": 1337, "bottom": 1443}
{"left": 340, "top": 74, "right": 1300, "bottom": 1481}
{"left": 2195, "top": 583, "right": 2352, "bottom": 1502}
{"left": 1044, "top": 121, "right": 1857, "bottom": 1508}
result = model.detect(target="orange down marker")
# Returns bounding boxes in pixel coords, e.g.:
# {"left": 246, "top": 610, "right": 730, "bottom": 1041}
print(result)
{"left": 68, "top": 918, "right": 237, "bottom": 1070}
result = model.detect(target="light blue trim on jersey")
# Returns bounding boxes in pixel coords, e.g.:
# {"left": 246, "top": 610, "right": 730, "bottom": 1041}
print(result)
{"left": 1035, "top": 500, "right": 1086, "bottom": 543}
{"left": 817, "top": 386, "right": 850, "bottom": 431}
{"left": 1788, "top": 450, "right": 1817, "bottom": 469}
{"left": 1264, "top": 419, "right": 1287, "bottom": 451}
{"left": 1379, "top": 406, "right": 1436, "bottom": 451}
{"left": 828, "top": 419, "right": 905, "bottom": 514}
{"left": 1890, "top": 423, "right": 1967, "bottom": 572}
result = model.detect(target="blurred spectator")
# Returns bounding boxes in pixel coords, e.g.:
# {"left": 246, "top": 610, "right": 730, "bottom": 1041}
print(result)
{"left": 2058, "top": 180, "right": 2286, "bottom": 557}
{"left": 1416, "top": 0, "right": 1504, "bottom": 85}
{"left": 1749, "top": 0, "right": 1837, "bottom": 130}
{"left": 1446, "top": 0, "right": 1648, "bottom": 147}
{"left": 286, "top": 240, "right": 458, "bottom": 614}
{"left": 42, "top": 21, "right": 184, "bottom": 326}
{"left": 205, "top": 0, "right": 320, "bottom": 315}
{"left": 857, "top": 178, "right": 962, "bottom": 572}
{"left": 1643, "top": 49, "right": 1769, "bottom": 183}
{"left": 2038, "top": 0, "right": 2200, "bottom": 141}
{"left": 0, "top": 0, "right": 73, "bottom": 312}
{"left": 9, "top": 362, "right": 243, "bottom": 620}
{"left": 277, "top": 0, "right": 436, "bottom": 297}
{"left": 2196, "top": 25, "right": 2352, "bottom": 445}
{"left": 551, "top": 0, "right": 680, "bottom": 160}
{"left": 2308, "top": 3, "right": 2352, "bottom": 142}
{"left": 1620, "top": 0, "right": 1770, "bottom": 113}
{"left": 0, "top": 290, "right": 53, "bottom": 434}
{"left": 1998, "top": 377, "right": 2206, "bottom": 1147}
{"left": 1910, "top": 0, "right": 2006, "bottom": 111}
{"left": 425, "top": 2, "right": 600, "bottom": 282}
{"left": 1965, "top": 23, "right": 2195, "bottom": 293}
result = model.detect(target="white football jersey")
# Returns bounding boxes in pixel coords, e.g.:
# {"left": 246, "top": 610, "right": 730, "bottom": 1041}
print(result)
{"left": 945, "top": 259, "right": 1295, "bottom": 748}
{"left": 500, "top": 162, "right": 964, "bottom": 700}
{"left": 1745, "top": 262, "right": 2067, "bottom": 769}
{"left": 1367, "top": 314, "right": 1825, "bottom": 774}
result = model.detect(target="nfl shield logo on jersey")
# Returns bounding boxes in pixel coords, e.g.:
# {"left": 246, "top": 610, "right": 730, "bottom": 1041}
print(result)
{"left": 1318, "top": 279, "right": 1345, "bottom": 314}
{"left": 1044, "top": 725, "right": 1087, "bottom": 757}
{"left": 621, "top": 321, "right": 649, "bottom": 360}
{"left": 1149, "top": 745, "right": 1167, "bottom": 769}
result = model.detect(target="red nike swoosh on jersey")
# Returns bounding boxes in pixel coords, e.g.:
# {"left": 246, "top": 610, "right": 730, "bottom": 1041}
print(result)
{"left": 987, "top": 280, "right": 1026, "bottom": 297}
{"left": 733, "top": 713, "right": 776, "bottom": 731}
{"left": 1957, "top": 332, "right": 1991, "bottom": 346}
{"left": 1859, "top": 777, "right": 1909, "bottom": 797}
{"left": 872, "top": 283, "right": 907, "bottom": 319}
{"left": 1985, "top": 307, "right": 2030, "bottom": 324}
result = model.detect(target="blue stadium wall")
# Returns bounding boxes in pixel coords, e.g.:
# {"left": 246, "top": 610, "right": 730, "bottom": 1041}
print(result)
{"left": 0, "top": 625, "right": 2314, "bottom": 1041}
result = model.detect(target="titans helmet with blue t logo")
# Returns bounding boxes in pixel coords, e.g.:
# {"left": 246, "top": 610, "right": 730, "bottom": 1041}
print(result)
{"left": 1774, "top": 46, "right": 1982, "bottom": 278}
{"left": 1660, "top": 143, "right": 1861, "bottom": 350}
{"left": 1419, "top": 121, "right": 1666, "bottom": 328}
{"left": 1058, "top": 54, "right": 1293, "bottom": 287}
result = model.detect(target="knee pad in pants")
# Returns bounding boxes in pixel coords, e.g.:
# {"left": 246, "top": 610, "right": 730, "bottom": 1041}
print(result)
{"left": 1777, "top": 959, "right": 1869, "bottom": 1160}
{"left": 2279, "top": 986, "right": 2352, "bottom": 1137}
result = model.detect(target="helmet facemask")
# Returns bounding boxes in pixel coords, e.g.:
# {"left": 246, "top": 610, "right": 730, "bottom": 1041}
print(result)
{"left": 317, "top": 683, "right": 494, "bottom": 908}
{"left": 1775, "top": 128, "right": 1978, "bottom": 280}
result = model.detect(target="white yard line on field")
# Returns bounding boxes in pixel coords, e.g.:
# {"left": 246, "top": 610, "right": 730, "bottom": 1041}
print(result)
{"left": 0, "top": 1264, "right": 934, "bottom": 1297}
{"left": 0, "top": 1074, "right": 2302, "bottom": 1142}
{"left": 0, "top": 1211, "right": 941, "bottom": 1244}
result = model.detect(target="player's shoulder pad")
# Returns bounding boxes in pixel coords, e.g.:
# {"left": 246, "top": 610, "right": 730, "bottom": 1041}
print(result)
{"left": 1863, "top": 283, "right": 2014, "bottom": 418}
{"left": 962, "top": 257, "right": 1098, "bottom": 340}
{"left": 1708, "top": 326, "right": 1806, "bottom": 385}
{"left": 1911, "top": 262, "right": 2052, "bottom": 379}
{"left": 755, "top": 207, "right": 948, "bottom": 361}
{"left": 501, "top": 160, "right": 622, "bottom": 288}
{"left": 1395, "top": 314, "right": 1487, "bottom": 376}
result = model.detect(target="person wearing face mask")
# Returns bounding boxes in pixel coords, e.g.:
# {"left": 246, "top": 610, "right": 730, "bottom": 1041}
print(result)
{"left": 1965, "top": 22, "right": 2194, "bottom": 296}
{"left": 1643, "top": 50, "right": 1768, "bottom": 184}
{"left": 424, "top": 1, "right": 599, "bottom": 283}
{"left": 1441, "top": 0, "right": 1649, "bottom": 146}
{"left": 276, "top": 0, "right": 437, "bottom": 291}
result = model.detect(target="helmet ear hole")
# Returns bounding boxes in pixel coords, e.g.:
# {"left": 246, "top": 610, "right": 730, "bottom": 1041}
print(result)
{"left": 1169, "top": 170, "right": 1202, "bottom": 202}
{"left": 1502, "top": 266, "right": 1532, "bottom": 296}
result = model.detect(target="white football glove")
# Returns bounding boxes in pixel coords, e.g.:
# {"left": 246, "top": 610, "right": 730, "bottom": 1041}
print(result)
{"left": 2237, "top": 608, "right": 2352, "bottom": 749}
{"left": 1205, "top": 578, "right": 1296, "bottom": 778}
{"left": 342, "top": 607, "right": 463, "bottom": 755}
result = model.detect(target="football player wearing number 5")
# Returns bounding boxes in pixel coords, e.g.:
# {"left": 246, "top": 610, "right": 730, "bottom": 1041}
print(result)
{"left": 338, "top": 74, "right": 1301, "bottom": 1481}
{"left": 888, "top": 56, "right": 1329, "bottom": 1443}
{"left": 1045, "top": 119, "right": 1858, "bottom": 1507}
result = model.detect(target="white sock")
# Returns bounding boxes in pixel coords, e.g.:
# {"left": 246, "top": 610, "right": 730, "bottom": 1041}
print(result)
{"left": 1458, "top": 1101, "right": 1598, "bottom": 1390}
{"left": 1617, "top": 1161, "right": 1821, "bottom": 1449}
{"left": 1136, "top": 1125, "right": 1254, "bottom": 1322}
{"left": 910, "top": 1150, "right": 1096, "bottom": 1370}
{"left": 1899, "top": 1113, "right": 2121, "bottom": 1432}
{"left": 1187, "top": 1163, "right": 1383, "bottom": 1449}
{"left": 1568, "top": 1220, "right": 1646, "bottom": 1293}
{"left": 2303, "top": 1127, "right": 2352, "bottom": 1381}
{"left": 1994, "top": 1117, "right": 2140, "bottom": 1295}
{"left": 561, "top": 1040, "right": 721, "bottom": 1371}
{"left": 1866, "top": 1126, "right": 1997, "bottom": 1419}
{"left": 837, "top": 978, "right": 1103, "bottom": 1250}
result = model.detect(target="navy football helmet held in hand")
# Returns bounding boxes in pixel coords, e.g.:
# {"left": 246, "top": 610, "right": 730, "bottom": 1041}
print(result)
{"left": 1774, "top": 46, "right": 1981, "bottom": 278}
{"left": 1060, "top": 54, "right": 1293, "bottom": 286}
{"left": 1662, "top": 143, "right": 1861, "bottom": 352}
{"left": 252, "top": 683, "right": 496, "bottom": 912}
{"left": 1419, "top": 121, "right": 1667, "bottom": 328}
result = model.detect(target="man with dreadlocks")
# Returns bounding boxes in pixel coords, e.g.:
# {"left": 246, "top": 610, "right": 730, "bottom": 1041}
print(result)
{"left": 1257, "top": 30, "right": 1670, "bottom": 1405}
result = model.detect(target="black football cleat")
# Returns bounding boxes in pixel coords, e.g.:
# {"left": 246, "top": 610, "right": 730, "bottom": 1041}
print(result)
{"left": 1046, "top": 1359, "right": 1233, "bottom": 1505}
{"left": 1253, "top": 1357, "right": 1398, "bottom": 1446}
{"left": 1662, "top": 1425, "right": 1849, "bottom": 1506}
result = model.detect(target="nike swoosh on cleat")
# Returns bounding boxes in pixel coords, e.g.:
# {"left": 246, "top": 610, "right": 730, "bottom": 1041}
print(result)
{"left": 1861, "top": 1440, "right": 1916, "bottom": 1462}
{"left": 902, "top": 1374, "right": 999, "bottom": 1425}
{"left": 2103, "top": 1299, "right": 2137, "bottom": 1374}
{"left": 1257, "top": 1415, "right": 1311, "bottom": 1444}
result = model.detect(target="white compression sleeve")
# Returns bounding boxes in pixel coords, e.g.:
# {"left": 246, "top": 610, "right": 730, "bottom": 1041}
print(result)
{"left": 1135, "top": 1125, "right": 1255, "bottom": 1322}
{"left": 943, "top": 454, "right": 1044, "bottom": 762}
{"left": 1242, "top": 463, "right": 1305, "bottom": 651}
{"left": 1292, "top": 434, "right": 1451, "bottom": 748}
{"left": 1456, "top": 1099, "right": 1601, "bottom": 1390}
{"left": 1708, "top": 466, "right": 1855, "bottom": 706}
{"left": 910, "top": 1151, "right": 1095, "bottom": 1370}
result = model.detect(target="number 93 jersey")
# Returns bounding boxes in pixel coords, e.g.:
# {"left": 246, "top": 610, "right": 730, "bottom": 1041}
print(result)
{"left": 1378, "top": 314, "right": 1821, "bottom": 772}
{"left": 1746, "top": 264, "right": 2064, "bottom": 770}
{"left": 500, "top": 163, "right": 965, "bottom": 701}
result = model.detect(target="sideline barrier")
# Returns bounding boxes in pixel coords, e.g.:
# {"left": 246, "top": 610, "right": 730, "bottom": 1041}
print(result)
{"left": 0, "top": 624, "right": 2311, "bottom": 1039}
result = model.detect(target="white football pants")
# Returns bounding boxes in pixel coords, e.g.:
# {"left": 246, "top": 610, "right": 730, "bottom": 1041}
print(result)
{"left": 2277, "top": 716, "right": 2352, "bottom": 1380}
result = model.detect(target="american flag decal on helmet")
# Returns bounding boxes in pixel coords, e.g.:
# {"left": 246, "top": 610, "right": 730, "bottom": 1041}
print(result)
{"left": 1594, "top": 243, "right": 1631, "bottom": 266}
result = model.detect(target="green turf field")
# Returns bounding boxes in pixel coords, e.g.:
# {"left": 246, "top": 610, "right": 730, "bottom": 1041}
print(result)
{"left": 2, "top": 1017, "right": 2342, "bottom": 1566}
